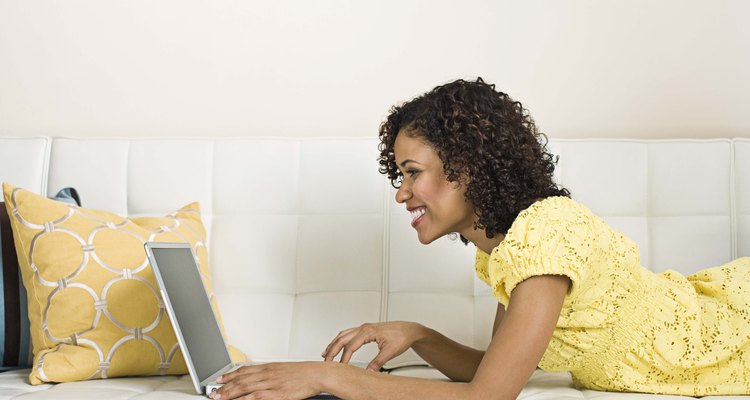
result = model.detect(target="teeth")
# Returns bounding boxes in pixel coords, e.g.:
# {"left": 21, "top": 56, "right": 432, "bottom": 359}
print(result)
{"left": 410, "top": 208, "right": 425, "bottom": 222}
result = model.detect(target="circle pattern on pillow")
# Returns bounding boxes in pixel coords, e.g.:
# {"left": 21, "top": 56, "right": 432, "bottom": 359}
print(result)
{"left": 2, "top": 183, "right": 225, "bottom": 384}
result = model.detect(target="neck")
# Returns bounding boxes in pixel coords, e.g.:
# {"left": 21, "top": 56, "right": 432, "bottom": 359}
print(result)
{"left": 461, "top": 227, "right": 504, "bottom": 254}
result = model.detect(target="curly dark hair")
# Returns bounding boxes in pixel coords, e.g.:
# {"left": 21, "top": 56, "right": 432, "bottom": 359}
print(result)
{"left": 378, "top": 77, "right": 570, "bottom": 244}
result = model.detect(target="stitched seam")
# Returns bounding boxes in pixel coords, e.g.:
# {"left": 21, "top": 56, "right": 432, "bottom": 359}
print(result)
{"left": 730, "top": 139, "right": 737, "bottom": 259}
{"left": 380, "top": 167, "right": 391, "bottom": 323}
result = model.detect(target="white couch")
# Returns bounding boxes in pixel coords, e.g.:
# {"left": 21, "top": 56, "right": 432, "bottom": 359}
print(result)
{"left": 1, "top": 136, "right": 748, "bottom": 400}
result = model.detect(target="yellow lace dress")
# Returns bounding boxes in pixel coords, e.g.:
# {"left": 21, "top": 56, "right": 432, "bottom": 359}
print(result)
{"left": 474, "top": 196, "right": 750, "bottom": 396}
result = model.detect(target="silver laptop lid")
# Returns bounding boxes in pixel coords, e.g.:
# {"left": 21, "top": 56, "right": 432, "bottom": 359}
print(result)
{"left": 144, "top": 242, "right": 234, "bottom": 394}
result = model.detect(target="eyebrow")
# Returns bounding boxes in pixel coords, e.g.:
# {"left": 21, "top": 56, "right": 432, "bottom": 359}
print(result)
{"left": 398, "top": 159, "right": 419, "bottom": 168}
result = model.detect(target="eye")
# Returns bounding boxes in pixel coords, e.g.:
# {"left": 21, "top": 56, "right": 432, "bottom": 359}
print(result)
{"left": 406, "top": 169, "right": 420, "bottom": 178}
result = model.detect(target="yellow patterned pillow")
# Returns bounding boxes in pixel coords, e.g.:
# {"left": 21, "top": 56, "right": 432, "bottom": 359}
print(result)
{"left": 2, "top": 183, "right": 244, "bottom": 384}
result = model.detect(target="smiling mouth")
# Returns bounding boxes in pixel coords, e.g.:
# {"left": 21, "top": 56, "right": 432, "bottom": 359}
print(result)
{"left": 410, "top": 207, "right": 425, "bottom": 227}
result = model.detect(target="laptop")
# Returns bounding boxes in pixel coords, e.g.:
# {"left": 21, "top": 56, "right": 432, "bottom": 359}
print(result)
{"left": 144, "top": 242, "right": 340, "bottom": 399}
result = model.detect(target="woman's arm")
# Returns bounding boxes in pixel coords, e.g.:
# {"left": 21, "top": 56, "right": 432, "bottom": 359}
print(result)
{"left": 321, "top": 302, "right": 506, "bottom": 382}
{"left": 323, "top": 320, "right": 485, "bottom": 381}
{"left": 326, "top": 275, "right": 568, "bottom": 400}
{"left": 214, "top": 274, "right": 569, "bottom": 400}
{"left": 407, "top": 302, "right": 506, "bottom": 382}
{"left": 469, "top": 275, "right": 568, "bottom": 398}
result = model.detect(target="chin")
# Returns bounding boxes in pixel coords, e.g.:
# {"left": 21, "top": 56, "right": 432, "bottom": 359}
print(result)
{"left": 416, "top": 232, "right": 440, "bottom": 245}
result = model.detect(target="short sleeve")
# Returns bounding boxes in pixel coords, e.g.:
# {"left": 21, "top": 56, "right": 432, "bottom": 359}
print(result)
{"left": 488, "top": 197, "right": 597, "bottom": 300}
{"left": 474, "top": 249, "right": 491, "bottom": 286}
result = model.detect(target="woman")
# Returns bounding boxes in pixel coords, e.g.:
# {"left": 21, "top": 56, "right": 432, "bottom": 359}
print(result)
{"left": 211, "top": 78, "right": 750, "bottom": 399}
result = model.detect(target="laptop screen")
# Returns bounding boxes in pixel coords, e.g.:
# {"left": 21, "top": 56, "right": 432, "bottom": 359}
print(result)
{"left": 148, "top": 244, "right": 233, "bottom": 384}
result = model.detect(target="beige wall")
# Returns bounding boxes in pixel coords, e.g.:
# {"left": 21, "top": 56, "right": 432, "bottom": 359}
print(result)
{"left": 1, "top": 0, "right": 748, "bottom": 139}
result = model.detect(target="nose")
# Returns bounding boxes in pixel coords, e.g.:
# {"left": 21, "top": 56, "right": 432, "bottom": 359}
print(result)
{"left": 395, "top": 183, "right": 411, "bottom": 204}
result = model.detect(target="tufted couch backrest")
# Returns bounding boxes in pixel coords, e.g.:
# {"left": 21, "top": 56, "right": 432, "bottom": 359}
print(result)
{"left": 1, "top": 137, "right": 748, "bottom": 368}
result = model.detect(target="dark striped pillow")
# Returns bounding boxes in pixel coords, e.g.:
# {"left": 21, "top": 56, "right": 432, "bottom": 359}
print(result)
{"left": 1, "top": 188, "right": 80, "bottom": 371}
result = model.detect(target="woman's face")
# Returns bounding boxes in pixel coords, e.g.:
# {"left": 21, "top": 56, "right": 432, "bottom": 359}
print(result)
{"left": 393, "top": 130, "right": 477, "bottom": 244}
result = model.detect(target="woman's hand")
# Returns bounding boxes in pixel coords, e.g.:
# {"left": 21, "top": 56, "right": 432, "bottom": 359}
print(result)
{"left": 212, "top": 362, "right": 328, "bottom": 400}
{"left": 322, "top": 321, "right": 425, "bottom": 371}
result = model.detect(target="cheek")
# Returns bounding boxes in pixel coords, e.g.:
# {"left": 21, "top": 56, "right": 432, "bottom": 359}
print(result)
{"left": 443, "top": 187, "right": 472, "bottom": 217}
{"left": 439, "top": 181, "right": 466, "bottom": 202}
{"left": 413, "top": 176, "right": 465, "bottom": 207}
{"left": 410, "top": 180, "right": 435, "bottom": 202}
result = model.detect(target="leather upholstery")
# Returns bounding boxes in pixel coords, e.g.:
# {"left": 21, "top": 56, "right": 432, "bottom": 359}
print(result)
{"left": 0, "top": 136, "right": 747, "bottom": 399}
